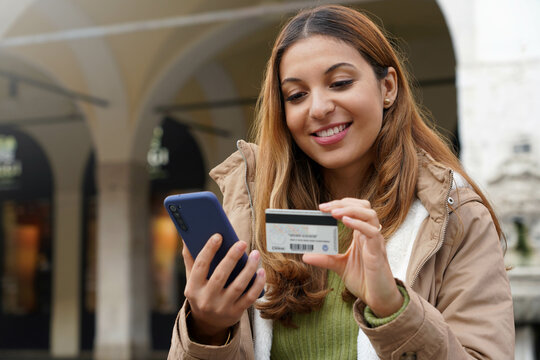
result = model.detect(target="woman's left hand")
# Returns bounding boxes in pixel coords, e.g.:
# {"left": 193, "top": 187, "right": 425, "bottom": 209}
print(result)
{"left": 302, "top": 198, "right": 403, "bottom": 317}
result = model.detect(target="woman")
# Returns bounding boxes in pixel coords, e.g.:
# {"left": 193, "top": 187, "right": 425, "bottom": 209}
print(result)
{"left": 168, "top": 5, "right": 514, "bottom": 359}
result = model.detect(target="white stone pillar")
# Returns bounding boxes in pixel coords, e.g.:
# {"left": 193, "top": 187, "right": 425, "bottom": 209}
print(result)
{"left": 437, "top": 0, "right": 540, "bottom": 188}
{"left": 51, "top": 190, "right": 81, "bottom": 356}
{"left": 24, "top": 122, "right": 91, "bottom": 357}
{"left": 515, "top": 326, "right": 535, "bottom": 360}
{"left": 94, "top": 161, "right": 150, "bottom": 360}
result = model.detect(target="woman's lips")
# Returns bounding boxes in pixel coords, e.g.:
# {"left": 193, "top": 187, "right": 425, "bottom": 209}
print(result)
{"left": 312, "top": 123, "right": 351, "bottom": 145}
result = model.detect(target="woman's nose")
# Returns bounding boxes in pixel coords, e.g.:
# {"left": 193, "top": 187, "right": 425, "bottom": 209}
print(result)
{"left": 309, "top": 90, "right": 335, "bottom": 119}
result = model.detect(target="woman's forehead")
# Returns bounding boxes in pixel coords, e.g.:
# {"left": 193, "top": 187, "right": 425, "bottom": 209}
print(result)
{"left": 279, "top": 36, "right": 367, "bottom": 78}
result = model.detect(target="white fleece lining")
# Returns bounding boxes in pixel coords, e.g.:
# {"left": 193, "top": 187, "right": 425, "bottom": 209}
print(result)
{"left": 253, "top": 198, "right": 429, "bottom": 359}
{"left": 253, "top": 307, "right": 273, "bottom": 360}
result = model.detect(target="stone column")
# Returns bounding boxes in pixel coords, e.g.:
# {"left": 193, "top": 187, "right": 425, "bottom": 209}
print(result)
{"left": 94, "top": 161, "right": 150, "bottom": 360}
{"left": 509, "top": 267, "right": 540, "bottom": 359}
{"left": 51, "top": 190, "right": 81, "bottom": 356}
{"left": 515, "top": 326, "right": 535, "bottom": 360}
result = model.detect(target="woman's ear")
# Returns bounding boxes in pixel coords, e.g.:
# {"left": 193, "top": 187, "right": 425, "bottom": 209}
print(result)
{"left": 381, "top": 67, "right": 398, "bottom": 108}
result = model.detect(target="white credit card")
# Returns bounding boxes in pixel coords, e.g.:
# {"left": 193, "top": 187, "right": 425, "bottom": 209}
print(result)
{"left": 265, "top": 209, "right": 338, "bottom": 254}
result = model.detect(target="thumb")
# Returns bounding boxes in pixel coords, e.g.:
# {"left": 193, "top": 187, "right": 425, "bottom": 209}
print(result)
{"left": 302, "top": 253, "right": 345, "bottom": 276}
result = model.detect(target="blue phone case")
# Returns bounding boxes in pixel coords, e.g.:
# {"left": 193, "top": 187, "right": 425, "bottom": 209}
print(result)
{"left": 164, "top": 191, "right": 262, "bottom": 296}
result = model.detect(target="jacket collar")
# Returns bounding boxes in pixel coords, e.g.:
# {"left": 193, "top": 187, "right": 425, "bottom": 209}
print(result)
{"left": 210, "top": 140, "right": 257, "bottom": 192}
{"left": 415, "top": 149, "right": 454, "bottom": 224}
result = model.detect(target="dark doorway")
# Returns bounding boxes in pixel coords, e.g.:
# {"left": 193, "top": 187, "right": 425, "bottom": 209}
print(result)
{"left": 148, "top": 117, "right": 205, "bottom": 350}
{"left": 80, "top": 153, "right": 96, "bottom": 351}
{"left": 0, "top": 127, "right": 53, "bottom": 350}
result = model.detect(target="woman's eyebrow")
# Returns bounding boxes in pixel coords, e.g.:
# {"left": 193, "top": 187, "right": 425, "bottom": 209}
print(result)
{"left": 281, "top": 62, "right": 356, "bottom": 86}
{"left": 281, "top": 77, "right": 301, "bottom": 86}
{"left": 325, "top": 62, "right": 356, "bottom": 74}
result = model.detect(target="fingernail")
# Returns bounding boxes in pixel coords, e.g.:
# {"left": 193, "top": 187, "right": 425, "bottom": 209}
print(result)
{"left": 250, "top": 250, "right": 260, "bottom": 262}
{"left": 257, "top": 268, "right": 265, "bottom": 277}
{"left": 319, "top": 203, "right": 329, "bottom": 209}
{"left": 212, "top": 234, "right": 221, "bottom": 244}
{"left": 235, "top": 241, "right": 247, "bottom": 253}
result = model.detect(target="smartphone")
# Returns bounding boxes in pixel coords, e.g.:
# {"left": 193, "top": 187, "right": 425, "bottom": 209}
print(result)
{"left": 164, "top": 191, "right": 262, "bottom": 296}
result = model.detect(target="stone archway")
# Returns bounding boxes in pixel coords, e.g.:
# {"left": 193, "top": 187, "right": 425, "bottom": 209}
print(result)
{"left": 0, "top": 1, "right": 36, "bottom": 38}
{"left": 131, "top": 17, "right": 272, "bottom": 165}
{"left": 29, "top": 0, "right": 129, "bottom": 161}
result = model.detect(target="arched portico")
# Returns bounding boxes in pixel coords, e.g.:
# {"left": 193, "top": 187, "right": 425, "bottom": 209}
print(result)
{"left": 13, "top": 0, "right": 540, "bottom": 358}
{"left": 0, "top": 48, "right": 93, "bottom": 356}
{"left": 131, "top": 17, "right": 271, "bottom": 165}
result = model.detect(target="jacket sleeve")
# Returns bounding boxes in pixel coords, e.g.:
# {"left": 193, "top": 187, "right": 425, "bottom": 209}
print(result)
{"left": 352, "top": 201, "right": 515, "bottom": 359}
{"left": 167, "top": 300, "right": 255, "bottom": 360}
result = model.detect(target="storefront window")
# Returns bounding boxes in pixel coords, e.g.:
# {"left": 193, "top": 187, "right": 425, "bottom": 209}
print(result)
{"left": 1, "top": 200, "right": 51, "bottom": 315}
{"left": 150, "top": 192, "right": 182, "bottom": 313}
{"left": 0, "top": 128, "right": 53, "bottom": 349}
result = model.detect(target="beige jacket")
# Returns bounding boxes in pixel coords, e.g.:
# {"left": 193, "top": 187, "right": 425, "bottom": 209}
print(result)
{"left": 168, "top": 140, "right": 515, "bottom": 360}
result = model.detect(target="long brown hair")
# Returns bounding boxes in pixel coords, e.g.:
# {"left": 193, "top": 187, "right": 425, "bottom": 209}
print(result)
{"left": 251, "top": 4, "right": 503, "bottom": 326}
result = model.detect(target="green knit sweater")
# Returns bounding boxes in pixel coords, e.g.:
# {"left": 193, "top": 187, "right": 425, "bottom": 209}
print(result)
{"left": 270, "top": 271, "right": 358, "bottom": 360}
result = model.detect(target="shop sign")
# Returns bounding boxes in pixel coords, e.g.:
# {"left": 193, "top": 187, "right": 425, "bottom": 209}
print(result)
{"left": 147, "top": 125, "right": 169, "bottom": 180}
{"left": 0, "top": 134, "right": 22, "bottom": 189}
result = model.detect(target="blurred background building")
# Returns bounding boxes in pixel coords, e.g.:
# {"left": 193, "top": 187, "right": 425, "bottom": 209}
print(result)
{"left": 0, "top": 0, "right": 538, "bottom": 359}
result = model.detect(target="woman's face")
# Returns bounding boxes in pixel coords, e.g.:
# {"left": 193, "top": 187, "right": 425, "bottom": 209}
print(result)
{"left": 279, "top": 35, "right": 395, "bottom": 177}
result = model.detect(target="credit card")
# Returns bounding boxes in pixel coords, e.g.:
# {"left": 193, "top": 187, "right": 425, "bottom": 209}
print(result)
{"left": 265, "top": 209, "right": 338, "bottom": 254}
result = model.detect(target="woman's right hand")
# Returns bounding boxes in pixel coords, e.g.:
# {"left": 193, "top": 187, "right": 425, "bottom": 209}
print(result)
{"left": 182, "top": 234, "right": 266, "bottom": 345}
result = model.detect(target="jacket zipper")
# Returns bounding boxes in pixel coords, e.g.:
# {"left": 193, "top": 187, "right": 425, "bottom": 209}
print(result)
{"left": 237, "top": 140, "right": 255, "bottom": 217}
{"left": 410, "top": 170, "right": 454, "bottom": 288}
{"left": 236, "top": 140, "right": 256, "bottom": 247}
{"left": 237, "top": 140, "right": 263, "bottom": 350}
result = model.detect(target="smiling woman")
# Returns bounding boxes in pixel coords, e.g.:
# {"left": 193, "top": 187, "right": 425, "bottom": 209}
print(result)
{"left": 279, "top": 35, "right": 395, "bottom": 191}
{"left": 167, "top": 4, "right": 514, "bottom": 360}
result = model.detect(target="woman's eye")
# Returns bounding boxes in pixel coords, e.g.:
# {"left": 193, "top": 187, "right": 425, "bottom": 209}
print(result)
{"left": 285, "top": 92, "right": 306, "bottom": 102}
{"left": 330, "top": 79, "right": 354, "bottom": 89}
